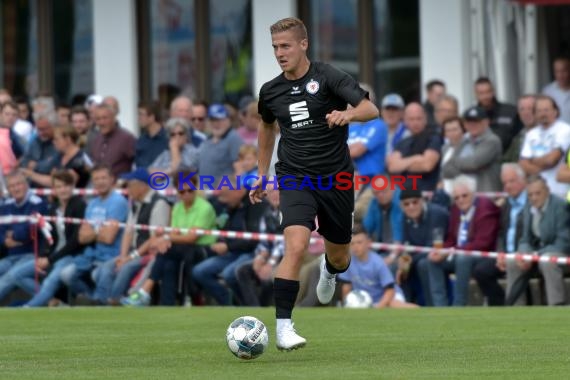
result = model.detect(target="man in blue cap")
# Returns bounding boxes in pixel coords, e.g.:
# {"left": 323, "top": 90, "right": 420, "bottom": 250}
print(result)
{"left": 197, "top": 104, "right": 244, "bottom": 187}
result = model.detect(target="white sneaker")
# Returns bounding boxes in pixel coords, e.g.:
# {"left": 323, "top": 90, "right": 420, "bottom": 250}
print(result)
{"left": 316, "top": 255, "right": 336, "bottom": 304}
{"left": 276, "top": 323, "right": 307, "bottom": 351}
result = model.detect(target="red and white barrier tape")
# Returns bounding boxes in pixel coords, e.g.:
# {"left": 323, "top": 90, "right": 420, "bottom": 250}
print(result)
{"left": 1, "top": 214, "right": 54, "bottom": 246}
{"left": 24, "top": 188, "right": 507, "bottom": 199}
{"left": 0, "top": 214, "right": 568, "bottom": 266}
{"left": 27, "top": 188, "right": 191, "bottom": 197}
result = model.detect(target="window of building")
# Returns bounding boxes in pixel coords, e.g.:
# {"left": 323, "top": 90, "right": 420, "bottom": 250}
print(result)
{"left": 373, "top": 0, "right": 420, "bottom": 103}
{"left": 209, "top": 0, "right": 253, "bottom": 106}
{"left": 0, "top": 0, "right": 38, "bottom": 100}
{"left": 146, "top": 0, "right": 197, "bottom": 108}
{"left": 307, "top": 0, "right": 359, "bottom": 80}
{"left": 53, "top": 0, "right": 94, "bottom": 105}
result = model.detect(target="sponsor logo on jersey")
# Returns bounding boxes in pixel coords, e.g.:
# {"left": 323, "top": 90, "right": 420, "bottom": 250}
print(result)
{"left": 289, "top": 101, "right": 314, "bottom": 129}
{"left": 289, "top": 101, "right": 309, "bottom": 122}
{"left": 291, "top": 86, "right": 301, "bottom": 95}
{"left": 306, "top": 79, "right": 319, "bottom": 95}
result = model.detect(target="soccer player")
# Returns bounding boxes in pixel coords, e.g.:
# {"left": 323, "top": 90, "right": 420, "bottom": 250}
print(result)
{"left": 249, "top": 17, "right": 379, "bottom": 351}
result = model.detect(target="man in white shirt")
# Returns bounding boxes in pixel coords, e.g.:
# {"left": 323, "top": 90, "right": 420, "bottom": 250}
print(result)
{"left": 519, "top": 95, "right": 570, "bottom": 199}
{"left": 542, "top": 57, "right": 570, "bottom": 124}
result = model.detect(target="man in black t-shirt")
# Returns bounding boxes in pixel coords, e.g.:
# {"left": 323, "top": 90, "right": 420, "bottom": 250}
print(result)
{"left": 249, "top": 17, "right": 379, "bottom": 351}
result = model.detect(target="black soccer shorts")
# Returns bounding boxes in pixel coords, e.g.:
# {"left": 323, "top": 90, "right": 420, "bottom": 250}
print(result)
{"left": 278, "top": 183, "right": 354, "bottom": 245}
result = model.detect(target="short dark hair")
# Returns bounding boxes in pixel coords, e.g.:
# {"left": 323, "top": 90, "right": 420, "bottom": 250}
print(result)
{"left": 553, "top": 55, "right": 570, "bottom": 65}
{"left": 138, "top": 100, "right": 162, "bottom": 122}
{"left": 193, "top": 99, "right": 209, "bottom": 109}
{"left": 475, "top": 76, "right": 493, "bottom": 86}
{"left": 534, "top": 94, "right": 560, "bottom": 117}
{"left": 352, "top": 224, "right": 368, "bottom": 237}
{"left": 442, "top": 116, "right": 465, "bottom": 133}
{"left": 52, "top": 170, "right": 75, "bottom": 186}
{"left": 70, "top": 105, "right": 89, "bottom": 120}
{"left": 527, "top": 174, "right": 548, "bottom": 189}
{"left": 426, "top": 80, "right": 445, "bottom": 92}
{"left": 174, "top": 170, "right": 198, "bottom": 188}
{"left": 56, "top": 101, "right": 70, "bottom": 110}
{"left": 91, "top": 164, "right": 113, "bottom": 177}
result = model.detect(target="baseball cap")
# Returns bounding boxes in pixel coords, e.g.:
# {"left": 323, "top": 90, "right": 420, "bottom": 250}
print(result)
{"left": 208, "top": 104, "right": 229, "bottom": 120}
{"left": 381, "top": 93, "right": 405, "bottom": 109}
{"left": 84, "top": 94, "right": 103, "bottom": 108}
{"left": 238, "top": 95, "right": 255, "bottom": 113}
{"left": 120, "top": 168, "right": 150, "bottom": 183}
{"left": 462, "top": 106, "right": 488, "bottom": 121}
{"left": 400, "top": 189, "right": 422, "bottom": 201}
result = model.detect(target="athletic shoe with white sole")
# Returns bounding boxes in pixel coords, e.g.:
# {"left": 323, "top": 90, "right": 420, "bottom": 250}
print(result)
{"left": 276, "top": 323, "right": 306, "bottom": 351}
{"left": 316, "top": 255, "right": 337, "bottom": 304}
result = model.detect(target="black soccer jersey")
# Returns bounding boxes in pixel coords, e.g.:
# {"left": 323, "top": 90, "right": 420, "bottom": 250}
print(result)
{"left": 258, "top": 62, "right": 367, "bottom": 180}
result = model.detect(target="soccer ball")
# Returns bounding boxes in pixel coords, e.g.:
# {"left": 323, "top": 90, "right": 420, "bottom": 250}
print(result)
{"left": 226, "top": 316, "right": 269, "bottom": 360}
{"left": 344, "top": 289, "right": 373, "bottom": 308}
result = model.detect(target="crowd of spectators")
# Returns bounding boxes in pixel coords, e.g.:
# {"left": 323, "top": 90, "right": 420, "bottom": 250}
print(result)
{"left": 0, "top": 56, "right": 569, "bottom": 308}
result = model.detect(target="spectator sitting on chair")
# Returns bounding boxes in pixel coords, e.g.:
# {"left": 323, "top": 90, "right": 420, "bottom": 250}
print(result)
{"left": 387, "top": 103, "right": 442, "bottom": 192}
{"left": 505, "top": 175, "right": 570, "bottom": 306}
{"left": 441, "top": 106, "right": 503, "bottom": 192}
{"left": 487, "top": 163, "right": 528, "bottom": 306}
{"left": 427, "top": 175, "right": 501, "bottom": 306}
{"left": 148, "top": 117, "right": 199, "bottom": 177}
{"left": 22, "top": 125, "right": 93, "bottom": 188}
{"left": 97, "top": 168, "right": 171, "bottom": 306}
{"left": 233, "top": 144, "right": 259, "bottom": 188}
{"left": 362, "top": 176, "right": 403, "bottom": 271}
{"left": 0, "top": 170, "right": 47, "bottom": 303}
{"left": 398, "top": 189, "right": 449, "bottom": 307}
{"left": 338, "top": 225, "right": 418, "bottom": 309}
{"left": 59, "top": 164, "right": 128, "bottom": 304}
{"left": 197, "top": 104, "right": 245, "bottom": 186}
{"left": 192, "top": 175, "right": 267, "bottom": 306}
{"left": 89, "top": 104, "right": 136, "bottom": 178}
{"left": 24, "top": 171, "right": 87, "bottom": 307}
{"left": 439, "top": 117, "right": 466, "bottom": 195}
{"left": 347, "top": 83, "right": 388, "bottom": 183}
{"left": 121, "top": 172, "right": 217, "bottom": 306}
{"left": 19, "top": 109, "right": 59, "bottom": 187}
{"left": 234, "top": 189, "right": 282, "bottom": 306}
{"left": 519, "top": 95, "right": 570, "bottom": 199}
{"left": 135, "top": 100, "right": 168, "bottom": 169}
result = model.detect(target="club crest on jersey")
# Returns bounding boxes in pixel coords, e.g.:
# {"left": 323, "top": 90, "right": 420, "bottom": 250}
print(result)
{"left": 306, "top": 79, "right": 319, "bottom": 95}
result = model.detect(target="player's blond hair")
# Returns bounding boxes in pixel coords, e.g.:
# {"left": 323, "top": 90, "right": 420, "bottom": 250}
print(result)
{"left": 270, "top": 17, "right": 308, "bottom": 41}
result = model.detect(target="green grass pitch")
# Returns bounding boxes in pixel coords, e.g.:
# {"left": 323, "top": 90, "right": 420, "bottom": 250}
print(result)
{"left": 0, "top": 307, "right": 569, "bottom": 379}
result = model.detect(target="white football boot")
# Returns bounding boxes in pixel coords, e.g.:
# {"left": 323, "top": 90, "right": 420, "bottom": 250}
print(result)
{"left": 276, "top": 320, "right": 306, "bottom": 351}
{"left": 316, "top": 255, "right": 337, "bottom": 304}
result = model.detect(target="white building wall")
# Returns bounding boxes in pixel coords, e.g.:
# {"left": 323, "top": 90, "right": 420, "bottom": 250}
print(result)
{"left": 252, "top": 0, "right": 297, "bottom": 98}
{"left": 93, "top": 0, "right": 138, "bottom": 135}
{"left": 420, "top": 0, "right": 473, "bottom": 111}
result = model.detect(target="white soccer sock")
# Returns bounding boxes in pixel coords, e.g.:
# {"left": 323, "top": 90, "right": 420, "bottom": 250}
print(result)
{"left": 276, "top": 318, "right": 292, "bottom": 331}
{"left": 139, "top": 289, "right": 150, "bottom": 298}
{"left": 322, "top": 254, "right": 336, "bottom": 278}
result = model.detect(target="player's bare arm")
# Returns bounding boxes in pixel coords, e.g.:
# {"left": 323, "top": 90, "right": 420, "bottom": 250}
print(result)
{"left": 249, "top": 120, "right": 277, "bottom": 204}
{"left": 326, "top": 98, "right": 379, "bottom": 128}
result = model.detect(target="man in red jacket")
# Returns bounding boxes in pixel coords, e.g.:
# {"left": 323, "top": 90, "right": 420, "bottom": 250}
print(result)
{"left": 427, "top": 175, "right": 500, "bottom": 306}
